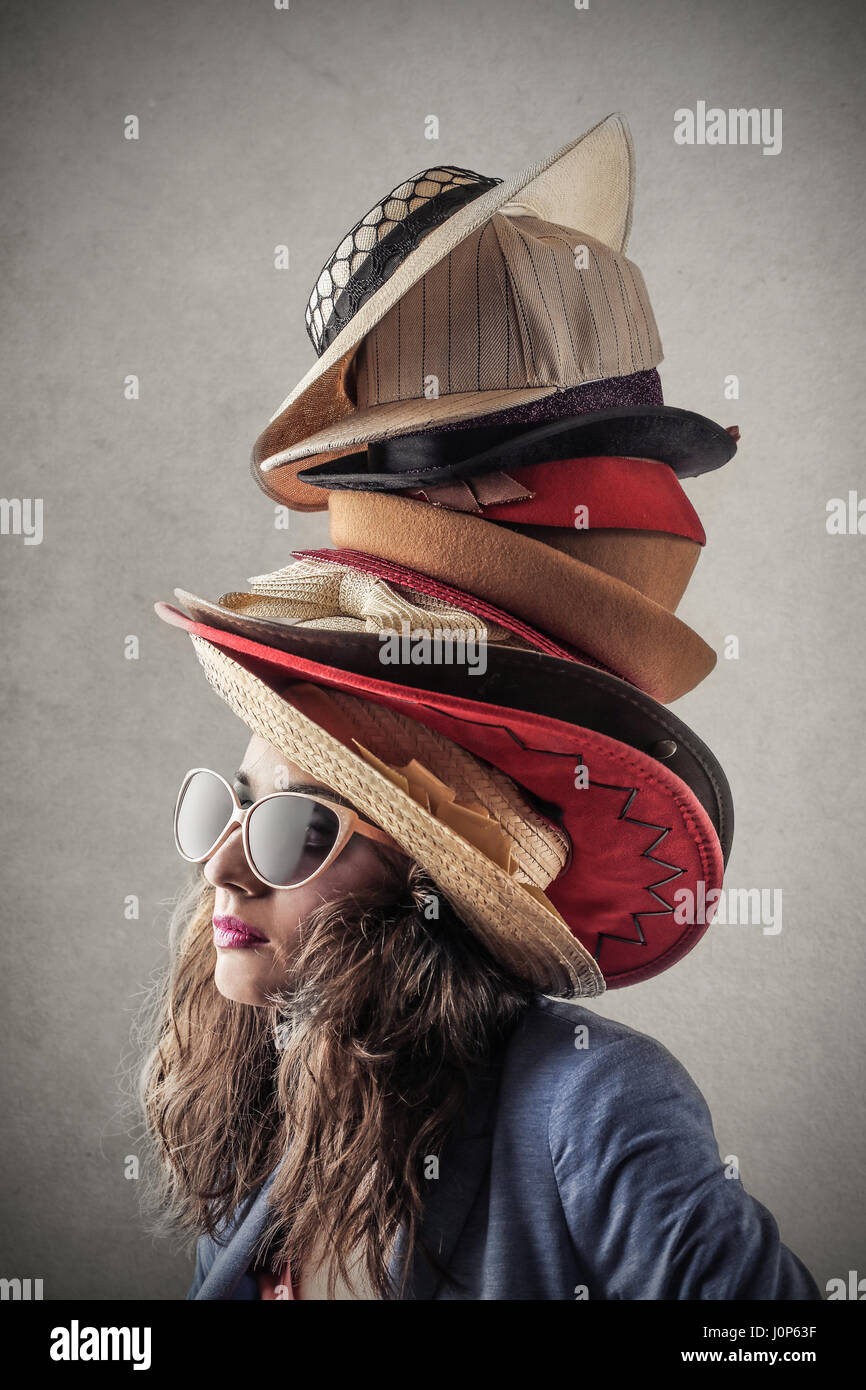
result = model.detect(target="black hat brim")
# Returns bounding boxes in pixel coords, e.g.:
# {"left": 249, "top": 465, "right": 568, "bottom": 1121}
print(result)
{"left": 293, "top": 405, "right": 737, "bottom": 490}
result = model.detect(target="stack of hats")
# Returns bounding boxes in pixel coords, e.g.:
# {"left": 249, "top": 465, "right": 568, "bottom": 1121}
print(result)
{"left": 156, "top": 113, "right": 736, "bottom": 998}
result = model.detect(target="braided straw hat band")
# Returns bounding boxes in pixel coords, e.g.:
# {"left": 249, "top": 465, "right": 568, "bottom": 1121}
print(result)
{"left": 275, "top": 678, "right": 570, "bottom": 888}
{"left": 189, "top": 634, "right": 604, "bottom": 998}
{"left": 217, "top": 556, "right": 534, "bottom": 648}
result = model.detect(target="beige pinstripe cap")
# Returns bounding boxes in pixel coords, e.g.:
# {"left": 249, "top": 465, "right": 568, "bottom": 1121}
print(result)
{"left": 257, "top": 214, "right": 661, "bottom": 501}
{"left": 346, "top": 212, "right": 661, "bottom": 425}
{"left": 250, "top": 114, "right": 661, "bottom": 511}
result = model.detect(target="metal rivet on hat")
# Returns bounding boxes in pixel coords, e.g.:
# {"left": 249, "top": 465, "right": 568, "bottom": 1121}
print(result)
{"left": 649, "top": 739, "right": 678, "bottom": 760}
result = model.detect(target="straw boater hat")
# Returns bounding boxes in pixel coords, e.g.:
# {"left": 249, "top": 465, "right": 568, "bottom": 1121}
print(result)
{"left": 251, "top": 113, "right": 737, "bottom": 513}
{"left": 154, "top": 592, "right": 732, "bottom": 998}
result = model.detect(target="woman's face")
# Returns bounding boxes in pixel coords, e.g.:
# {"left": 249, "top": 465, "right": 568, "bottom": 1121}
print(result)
{"left": 203, "top": 733, "right": 401, "bottom": 1005}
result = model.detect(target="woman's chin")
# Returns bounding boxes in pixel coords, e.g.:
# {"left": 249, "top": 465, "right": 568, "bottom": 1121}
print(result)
{"left": 214, "top": 951, "right": 271, "bottom": 1005}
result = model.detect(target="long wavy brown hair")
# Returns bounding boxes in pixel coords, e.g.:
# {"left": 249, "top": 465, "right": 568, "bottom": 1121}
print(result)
{"left": 139, "top": 847, "right": 534, "bottom": 1299}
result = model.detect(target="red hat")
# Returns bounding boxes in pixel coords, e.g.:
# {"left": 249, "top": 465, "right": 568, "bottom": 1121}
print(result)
{"left": 155, "top": 596, "right": 730, "bottom": 993}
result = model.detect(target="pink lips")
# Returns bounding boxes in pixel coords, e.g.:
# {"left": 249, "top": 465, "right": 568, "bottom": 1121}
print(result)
{"left": 213, "top": 915, "right": 269, "bottom": 949}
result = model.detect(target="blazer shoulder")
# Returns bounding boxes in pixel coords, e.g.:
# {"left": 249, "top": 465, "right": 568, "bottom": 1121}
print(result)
{"left": 512, "top": 994, "right": 712, "bottom": 1131}
{"left": 521, "top": 993, "right": 691, "bottom": 1066}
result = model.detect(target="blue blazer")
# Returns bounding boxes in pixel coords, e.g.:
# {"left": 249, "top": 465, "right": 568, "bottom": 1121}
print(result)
{"left": 187, "top": 995, "right": 821, "bottom": 1300}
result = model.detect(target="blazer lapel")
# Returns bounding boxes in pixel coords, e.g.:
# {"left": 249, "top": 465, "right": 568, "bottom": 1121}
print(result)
{"left": 195, "top": 1169, "right": 280, "bottom": 1301}
{"left": 388, "top": 1057, "right": 502, "bottom": 1300}
{"left": 197, "top": 1054, "right": 503, "bottom": 1301}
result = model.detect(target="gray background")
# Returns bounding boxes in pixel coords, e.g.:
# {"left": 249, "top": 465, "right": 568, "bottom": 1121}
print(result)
{"left": 1, "top": 0, "right": 863, "bottom": 1299}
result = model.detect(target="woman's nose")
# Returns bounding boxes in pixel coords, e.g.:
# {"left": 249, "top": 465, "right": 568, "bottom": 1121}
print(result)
{"left": 203, "top": 826, "right": 267, "bottom": 896}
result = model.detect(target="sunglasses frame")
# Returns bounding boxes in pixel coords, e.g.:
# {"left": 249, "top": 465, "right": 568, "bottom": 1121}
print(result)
{"left": 174, "top": 766, "right": 397, "bottom": 890}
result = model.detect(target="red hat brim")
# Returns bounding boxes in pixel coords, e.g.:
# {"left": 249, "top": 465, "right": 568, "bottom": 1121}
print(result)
{"left": 156, "top": 599, "right": 728, "bottom": 988}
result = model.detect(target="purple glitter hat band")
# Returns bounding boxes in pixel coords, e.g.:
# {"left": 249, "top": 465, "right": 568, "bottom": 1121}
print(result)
{"left": 425, "top": 368, "right": 664, "bottom": 435}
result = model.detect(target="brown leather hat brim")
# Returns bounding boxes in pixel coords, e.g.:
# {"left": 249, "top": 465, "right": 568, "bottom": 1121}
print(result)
{"left": 251, "top": 372, "right": 554, "bottom": 513}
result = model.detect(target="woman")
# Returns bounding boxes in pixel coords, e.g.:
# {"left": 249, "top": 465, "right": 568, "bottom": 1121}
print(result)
{"left": 143, "top": 731, "right": 533, "bottom": 1301}
{"left": 140, "top": 629, "right": 822, "bottom": 1302}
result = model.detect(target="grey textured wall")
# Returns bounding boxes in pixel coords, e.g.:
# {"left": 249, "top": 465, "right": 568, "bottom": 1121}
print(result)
{"left": 1, "top": 0, "right": 863, "bottom": 1300}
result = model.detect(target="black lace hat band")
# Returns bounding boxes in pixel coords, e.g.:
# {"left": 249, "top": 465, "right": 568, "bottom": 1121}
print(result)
{"left": 306, "top": 166, "right": 502, "bottom": 356}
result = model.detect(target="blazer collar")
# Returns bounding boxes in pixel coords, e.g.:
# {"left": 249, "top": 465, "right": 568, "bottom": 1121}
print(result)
{"left": 195, "top": 1053, "right": 503, "bottom": 1301}
{"left": 387, "top": 1053, "right": 503, "bottom": 1299}
{"left": 194, "top": 1169, "right": 281, "bottom": 1301}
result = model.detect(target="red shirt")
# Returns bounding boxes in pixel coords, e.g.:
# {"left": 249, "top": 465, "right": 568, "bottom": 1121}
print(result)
{"left": 255, "top": 1259, "right": 300, "bottom": 1300}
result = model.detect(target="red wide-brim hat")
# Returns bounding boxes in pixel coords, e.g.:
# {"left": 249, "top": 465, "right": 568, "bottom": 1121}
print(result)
{"left": 155, "top": 596, "right": 731, "bottom": 993}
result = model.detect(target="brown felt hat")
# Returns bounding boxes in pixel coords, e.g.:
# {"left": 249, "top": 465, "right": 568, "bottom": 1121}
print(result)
{"left": 327, "top": 491, "right": 715, "bottom": 703}
{"left": 495, "top": 524, "right": 700, "bottom": 612}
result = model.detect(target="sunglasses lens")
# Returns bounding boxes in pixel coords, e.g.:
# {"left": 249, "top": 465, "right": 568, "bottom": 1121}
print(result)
{"left": 175, "top": 770, "right": 234, "bottom": 860}
{"left": 247, "top": 795, "right": 341, "bottom": 887}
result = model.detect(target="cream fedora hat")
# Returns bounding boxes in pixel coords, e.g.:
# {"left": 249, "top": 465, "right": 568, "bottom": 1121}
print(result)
{"left": 251, "top": 113, "right": 641, "bottom": 510}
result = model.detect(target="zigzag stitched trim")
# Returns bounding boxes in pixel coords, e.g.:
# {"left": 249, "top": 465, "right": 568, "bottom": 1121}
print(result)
{"left": 591, "top": 786, "right": 686, "bottom": 962}
{"left": 392, "top": 706, "right": 689, "bottom": 958}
